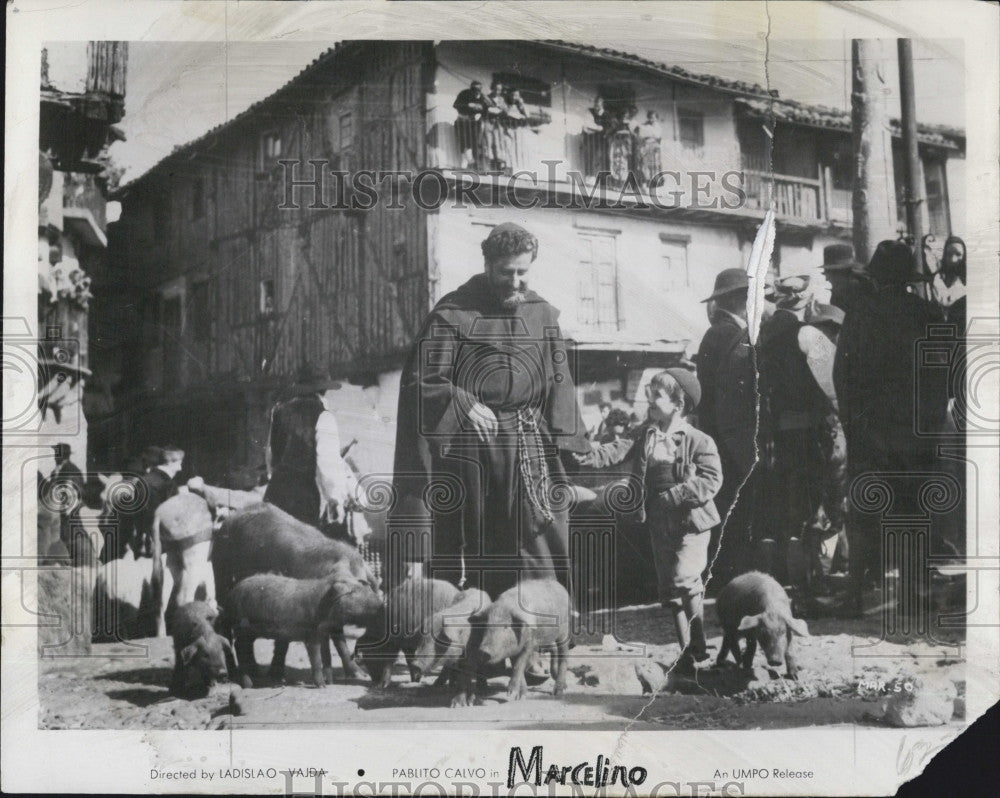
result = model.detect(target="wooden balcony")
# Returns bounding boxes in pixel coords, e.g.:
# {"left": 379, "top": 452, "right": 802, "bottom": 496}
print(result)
{"left": 742, "top": 168, "right": 822, "bottom": 222}
{"left": 434, "top": 120, "right": 855, "bottom": 227}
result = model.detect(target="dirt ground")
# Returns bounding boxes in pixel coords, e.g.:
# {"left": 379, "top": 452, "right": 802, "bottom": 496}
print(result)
{"left": 39, "top": 588, "right": 966, "bottom": 731}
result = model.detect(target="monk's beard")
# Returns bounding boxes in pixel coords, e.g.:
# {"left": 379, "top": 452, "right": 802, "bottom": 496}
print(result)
{"left": 501, "top": 290, "right": 527, "bottom": 310}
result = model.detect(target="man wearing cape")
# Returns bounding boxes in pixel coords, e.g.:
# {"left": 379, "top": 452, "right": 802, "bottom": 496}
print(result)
{"left": 389, "top": 223, "right": 591, "bottom": 600}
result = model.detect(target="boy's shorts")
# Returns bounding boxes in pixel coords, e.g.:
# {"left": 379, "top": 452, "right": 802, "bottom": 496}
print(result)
{"left": 651, "top": 527, "right": 709, "bottom": 603}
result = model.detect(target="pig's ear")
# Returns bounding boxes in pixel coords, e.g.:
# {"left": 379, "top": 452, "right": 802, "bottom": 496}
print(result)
{"left": 737, "top": 614, "right": 762, "bottom": 632}
{"left": 180, "top": 643, "right": 199, "bottom": 665}
{"left": 787, "top": 616, "right": 809, "bottom": 637}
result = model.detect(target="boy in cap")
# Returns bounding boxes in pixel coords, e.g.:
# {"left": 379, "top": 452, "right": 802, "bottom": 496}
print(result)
{"left": 576, "top": 368, "right": 722, "bottom": 671}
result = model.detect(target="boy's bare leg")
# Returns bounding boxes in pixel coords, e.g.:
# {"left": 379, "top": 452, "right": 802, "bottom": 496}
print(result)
{"left": 683, "top": 592, "right": 709, "bottom": 661}
{"left": 667, "top": 598, "right": 695, "bottom": 673}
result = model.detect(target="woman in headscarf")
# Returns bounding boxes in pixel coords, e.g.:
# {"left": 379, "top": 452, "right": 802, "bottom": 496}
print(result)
{"left": 933, "top": 235, "right": 967, "bottom": 331}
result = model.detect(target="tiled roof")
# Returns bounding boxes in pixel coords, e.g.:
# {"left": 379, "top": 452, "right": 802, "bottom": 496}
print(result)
{"left": 543, "top": 41, "right": 964, "bottom": 149}
{"left": 116, "top": 40, "right": 965, "bottom": 193}
{"left": 735, "top": 97, "right": 963, "bottom": 149}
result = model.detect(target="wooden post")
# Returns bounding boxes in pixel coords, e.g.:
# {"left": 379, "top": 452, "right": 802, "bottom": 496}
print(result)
{"left": 851, "top": 40, "right": 897, "bottom": 264}
{"left": 898, "top": 38, "right": 929, "bottom": 291}
{"left": 818, "top": 161, "right": 827, "bottom": 222}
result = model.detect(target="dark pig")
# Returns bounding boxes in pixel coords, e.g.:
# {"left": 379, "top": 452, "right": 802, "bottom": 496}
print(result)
{"left": 412, "top": 587, "right": 491, "bottom": 686}
{"left": 170, "top": 601, "right": 237, "bottom": 697}
{"left": 453, "top": 579, "right": 571, "bottom": 706}
{"left": 715, "top": 571, "right": 809, "bottom": 679}
{"left": 212, "top": 503, "right": 380, "bottom": 680}
{"left": 222, "top": 573, "right": 382, "bottom": 688}
{"left": 358, "top": 577, "right": 461, "bottom": 688}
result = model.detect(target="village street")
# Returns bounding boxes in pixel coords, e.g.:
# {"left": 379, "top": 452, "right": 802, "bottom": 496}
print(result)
{"left": 40, "top": 597, "right": 965, "bottom": 731}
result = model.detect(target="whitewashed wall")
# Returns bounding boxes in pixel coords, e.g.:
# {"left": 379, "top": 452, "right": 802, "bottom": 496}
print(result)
{"left": 430, "top": 42, "right": 743, "bottom": 200}
{"left": 433, "top": 203, "right": 745, "bottom": 351}
{"left": 945, "top": 154, "right": 967, "bottom": 239}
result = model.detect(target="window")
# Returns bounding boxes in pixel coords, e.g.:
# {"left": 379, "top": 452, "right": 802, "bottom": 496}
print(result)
{"left": 830, "top": 140, "right": 853, "bottom": 190}
{"left": 492, "top": 72, "right": 552, "bottom": 107}
{"left": 339, "top": 114, "right": 353, "bottom": 149}
{"left": 924, "top": 160, "right": 949, "bottom": 236}
{"left": 659, "top": 234, "right": 691, "bottom": 290}
{"left": 190, "top": 281, "right": 210, "bottom": 341}
{"left": 678, "top": 108, "right": 704, "bottom": 149}
{"left": 192, "top": 178, "right": 204, "bottom": 220}
{"left": 259, "top": 280, "right": 275, "bottom": 317}
{"left": 577, "top": 233, "right": 620, "bottom": 331}
{"left": 258, "top": 132, "right": 282, "bottom": 170}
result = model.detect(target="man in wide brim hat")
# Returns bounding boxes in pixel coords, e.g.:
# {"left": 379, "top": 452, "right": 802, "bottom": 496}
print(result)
{"left": 264, "top": 362, "right": 351, "bottom": 532}
{"left": 821, "top": 243, "right": 872, "bottom": 313}
{"left": 701, "top": 267, "right": 749, "bottom": 303}
{"left": 695, "top": 266, "right": 756, "bottom": 585}
{"left": 288, "top": 362, "right": 342, "bottom": 397}
{"left": 832, "top": 239, "right": 946, "bottom": 615}
{"left": 821, "top": 243, "right": 865, "bottom": 274}
{"left": 867, "top": 239, "right": 932, "bottom": 286}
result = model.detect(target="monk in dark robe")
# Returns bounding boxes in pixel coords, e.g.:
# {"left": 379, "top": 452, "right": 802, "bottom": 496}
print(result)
{"left": 390, "top": 223, "right": 590, "bottom": 600}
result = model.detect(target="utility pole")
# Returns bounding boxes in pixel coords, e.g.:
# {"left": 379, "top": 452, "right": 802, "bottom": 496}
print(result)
{"left": 898, "top": 38, "right": 929, "bottom": 293}
{"left": 851, "top": 40, "right": 897, "bottom": 264}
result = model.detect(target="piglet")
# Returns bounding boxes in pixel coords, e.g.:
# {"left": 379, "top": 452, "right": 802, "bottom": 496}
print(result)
{"left": 453, "top": 578, "right": 571, "bottom": 706}
{"left": 714, "top": 571, "right": 809, "bottom": 679}
{"left": 170, "top": 601, "right": 236, "bottom": 698}
{"left": 358, "top": 577, "right": 461, "bottom": 688}
{"left": 411, "top": 587, "right": 491, "bottom": 687}
{"left": 222, "top": 573, "right": 382, "bottom": 688}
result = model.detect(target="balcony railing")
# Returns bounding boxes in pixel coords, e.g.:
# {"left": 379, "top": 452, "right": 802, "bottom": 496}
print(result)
{"left": 742, "top": 168, "right": 822, "bottom": 221}
{"left": 453, "top": 114, "right": 547, "bottom": 175}
{"left": 437, "top": 118, "right": 855, "bottom": 225}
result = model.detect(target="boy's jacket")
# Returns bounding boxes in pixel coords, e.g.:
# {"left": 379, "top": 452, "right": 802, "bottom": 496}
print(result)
{"left": 588, "top": 421, "right": 723, "bottom": 530}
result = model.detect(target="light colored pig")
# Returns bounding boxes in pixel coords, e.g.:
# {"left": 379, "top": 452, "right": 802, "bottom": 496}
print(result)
{"left": 453, "top": 579, "right": 571, "bottom": 706}
{"left": 715, "top": 571, "right": 809, "bottom": 679}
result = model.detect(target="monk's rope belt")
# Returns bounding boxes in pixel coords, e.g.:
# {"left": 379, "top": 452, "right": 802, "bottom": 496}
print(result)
{"left": 515, "top": 408, "right": 555, "bottom": 527}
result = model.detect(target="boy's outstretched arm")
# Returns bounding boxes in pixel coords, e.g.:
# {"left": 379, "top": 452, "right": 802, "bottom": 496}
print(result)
{"left": 573, "top": 434, "right": 636, "bottom": 470}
